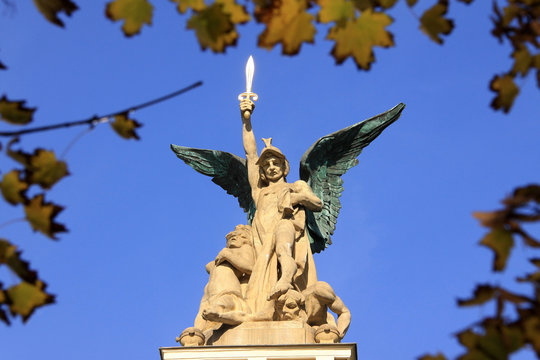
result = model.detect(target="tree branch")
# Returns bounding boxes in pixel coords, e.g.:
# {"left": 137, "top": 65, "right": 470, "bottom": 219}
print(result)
{"left": 0, "top": 81, "right": 203, "bottom": 137}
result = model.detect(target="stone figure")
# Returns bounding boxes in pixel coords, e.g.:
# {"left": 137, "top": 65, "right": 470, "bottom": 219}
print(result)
{"left": 302, "top": 281, "right": 351, "bottom": 343}
{"left": 171, "top": 81, "right": 404, "bottom": 345}
{"left": 192, "top": 225, "right": 255, "bottom": 336}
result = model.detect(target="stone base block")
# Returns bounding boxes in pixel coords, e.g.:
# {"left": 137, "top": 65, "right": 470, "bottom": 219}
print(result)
{"left": 207, "top": 321, "right": 314, "bottom": 346}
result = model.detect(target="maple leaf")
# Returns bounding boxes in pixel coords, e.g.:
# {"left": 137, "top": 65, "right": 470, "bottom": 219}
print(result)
{"left": 0, "top": 170, "right": 29, "bottom": 205}
{"left": 457, "top": 284, "right": 497, "bottom": 307}
{"left": 106, "top": 0, "right": 153, "bottom": 37}
{"left": 24, "top": 194, "right": 67, "bottom": 240}
{"left": 417, "top": 354, "right": 447, "bottom": 360}
{"left": 216, "top": 0, "right": 250, "bottom": 24}
{"left": 327, "top": 9, "right": 394, "bottom": 70}
{"left": 480, "top": 227, "right": 514, "bottom": 272}
{"left": 187, "top": 3, "right": 238, "bottom": 53}
{"left": 405, "top": 0, "right": 418, "bottom": 6}
{"left": 32, "top": 0, "right": 78, "bottom": 27}
{"left": 490, "top": 74, "right": 519, "bottom": 113}
{"left": 318, "top": 0, "right": 355, "bottom": 24}
{"left": 28, "top": 149, "right": 69, "bottom": 189}
{"left": 0, "top": 239, "right": 38, "bottom": 283}
{"left": 0, "top": 95, "right": 36, "bottom": 125}
{"left": 170, "top": 0, "right": 205, "bottom": 14}
{"left": 0, "top": 283, "right": 10, "bottom": 325}
{"left": 256, "top": 0, "right": 316, "bottom": 55}
{"left": 419, "top": 0, "right": 454, "bottom": 44}
{"left": 511, "top": 46, "right": 533, "bottom": 77}
{"left": 6, "top": 138, "right": 32, "bottom": 167}
{"left": 6, "top": 280, "right": 54, "bottom": 322}
{"left": 110, "top": 113, "right": 142, "bottom": 140}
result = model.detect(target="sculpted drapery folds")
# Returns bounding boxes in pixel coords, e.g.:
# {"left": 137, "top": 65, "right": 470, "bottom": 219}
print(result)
{"left": 171, "top": 99, "right": 404, "bottom": 345}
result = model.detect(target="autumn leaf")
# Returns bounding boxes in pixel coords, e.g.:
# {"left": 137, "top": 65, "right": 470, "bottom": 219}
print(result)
{"left": 0, "top": 283, "right": 10, "bottom": 325}
{"left": 0, "top": 239, "right": 38, "bottom": 283}
{"left": 6, "top": 281, "right": 54, "bottom": 322}
{"left": 406, "top": 0, "right": 418, "bottom": 6}
{"left": 216, "top": 0, "right": 250, "bottom": 24}
{"left": 318, "top": 0, "right": 355, "bottom": 24}
{"left": 0, "top": 95, "right": 36, "bottom": 125}
{"left": 417, "top": 354, "right": 447, "bottom": 360}
{"left": 490, "top": 74, "right": 519, "bottom": 113}
{"left": 327, "top": 9, "right": 394, "bottom": 70}
{"left": 187, "top": 3, "right": 238, "bottom": 53}
{"left": 32, "top": 0, "right": 78, "bottom": 27}
{"left": 378, "top": 0, "right": 398, "bottom": 8}
{"left": 419, "top": 0, "right": 454, "bottom": 44}
{"left": 170, "top": 0, "right": 205, "bottom": 14}
{"left": 0, "top": 170, "right": 29, "bottom": 205}
{"left": 480, "top": 227, "right": 514, "bottom": 271}
{"left": 110, "top": 113, "right": 142, "bottom": 140}
{"left": 457, "top": 284, "right": 496, "bottom": 307}
{"left": 6, "top": 138, "right": 32, "bottom": 167}
{"left": 256, "top": 0, "right": 316, "bottom": 55}
{"left": 28, "top": 149, "right": 69, "bottom": 189}
{"left": 24, "top": 194, "right": 67, "bottom": 239}
{"left": 106, "top": 0, "right": 153, "bottom": 37}
{"left": 512, "top": 46, "right": 533, "bottom": 77}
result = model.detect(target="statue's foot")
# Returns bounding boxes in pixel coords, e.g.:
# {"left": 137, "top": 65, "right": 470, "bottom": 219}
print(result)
{"left": 268, "top": 282, "right": 294, "bottom": 300}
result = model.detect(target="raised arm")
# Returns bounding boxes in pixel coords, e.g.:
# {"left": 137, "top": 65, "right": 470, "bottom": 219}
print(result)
{"left": 240, "top": 100, "right": 260, "bottom": 200}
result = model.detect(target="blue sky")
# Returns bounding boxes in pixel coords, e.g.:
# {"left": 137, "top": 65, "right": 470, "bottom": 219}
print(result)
{"left": 1, "top": 1, "right": 539, "bottom": 359}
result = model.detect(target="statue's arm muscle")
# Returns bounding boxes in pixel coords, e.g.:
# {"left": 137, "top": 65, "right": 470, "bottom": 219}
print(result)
{"left": 241, "top": 104, "right": 260, "bottom": 201}
{"left": 291, "top": 180, "right": 323, "bottom": 211}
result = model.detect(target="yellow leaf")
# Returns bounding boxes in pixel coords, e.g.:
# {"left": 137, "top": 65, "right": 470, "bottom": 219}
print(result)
{"left": 318, "top": 0, "right": 355, "bottom": 24}
{"left": 419, "top": 1, "right": 454, "bottom": 44}
{"left": 106, "top": 0, "right": 153, "bottom": 37}
{"left": 327, "top": 9, "right": 394, "bottom": 70}
{"left": 32, "top": 0, "right": 78, "bottom": 27}
{"left": 216, "top": 0, "right": 250, "bottom": 24}
{"left": 0, "top": 239, "right": 38, "bottom": 283}
{"left": 406, "top": 0, "right": 418, "bottom": 6}
{"left": 490, "top": 74, "right": 519, "bottom": 113}
{"left": 480, "top": 227, "right": 514, "bottom": 271}
{"left": 378, "top": 0, "right": 398, "bottom": 8}
{"left": 7, "top": 281, "right": 54, "bottom": 322}
{"left": 110, "top": 113, "right": 142, "bottom": 140}
{"left": 24, "top": 194, "right": 67, "bottom": 239}
{"left": 418, "top": 354, "right": 447, "bottom": 360}
{"left": 187, "top": 3, "right": 238, "bottom": 53}
{"left": 0, "top": 284, "right": 10, "bottom": 325}
{"left": 0, "top": 170, "right": 28, "bottom": 205}
{"left": 170, "top": 0, "right": 205, "bottom": 14}
{"left": 522, "top": 316, "right": 540, "bottom": 353}
{"left": 457, "top": 284, "right": 496, "bottom": 307}
{"left": 28, "top": 149, "right": 69, "bottom": 189}
{"left": 257, "top": 0, "right": 316, "bottom": 55}
{"left": 0, "top": 95, "right": 36, "bottom": 125}
{"left": 512, "top": 46, "right": 532, "bottom": 76}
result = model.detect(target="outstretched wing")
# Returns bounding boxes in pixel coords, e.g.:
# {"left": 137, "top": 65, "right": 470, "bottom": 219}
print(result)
{"left": 171, "top": 145, "right": 255, "bottom": 223}
{"left": 300, "top": 103, "right": 405, "bottom": 253}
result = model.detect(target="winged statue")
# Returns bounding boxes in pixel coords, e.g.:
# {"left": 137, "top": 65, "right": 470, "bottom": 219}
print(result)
{"left": 172, "top": 99, "right": 404, "bottom": 346}
{"left": 171, "top": 101, "right": 404, "bottom": 254}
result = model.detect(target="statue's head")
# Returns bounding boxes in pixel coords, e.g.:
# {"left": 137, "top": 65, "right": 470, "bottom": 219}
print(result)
{"left": 225, "top": 224, "right": 252, "bottom": 248}
{"left": 257, "top": 138, "right": 290, "bottom": 184}
{"left": 275, "top": 289, "right": 306, "bottom": 321}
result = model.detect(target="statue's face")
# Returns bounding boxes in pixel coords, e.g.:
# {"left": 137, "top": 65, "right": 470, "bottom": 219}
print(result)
{"left": 280, "top": 297, "right": 301, "bottom": 320}
{"left": 227, "top": 229, "right": 250, "bottom": 248}
{"left": 261, "top": 156, "right": 284, "bottom": 182}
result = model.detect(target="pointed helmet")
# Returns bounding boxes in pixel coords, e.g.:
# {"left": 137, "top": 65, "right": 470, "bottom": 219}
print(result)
{"left": 256, "top": 138, "right": 290, "bottom": 177}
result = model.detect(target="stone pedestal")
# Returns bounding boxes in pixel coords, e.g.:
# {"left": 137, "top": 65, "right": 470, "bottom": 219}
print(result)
{"left": 207, "top": 321, "right": 315, "bottom": 346}
{"left": 160, "top": 343, "right": 357, "bottom": 360}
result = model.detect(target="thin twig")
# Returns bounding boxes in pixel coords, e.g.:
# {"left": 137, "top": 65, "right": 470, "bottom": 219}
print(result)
{"left": 0, "top": 81, "right": 203, "bottom": 137}
{"left": 60, "top": 127, "right": 94, "bottom": 160}
{"left": 0, "top": 217, "right": 24, "bottom": 230}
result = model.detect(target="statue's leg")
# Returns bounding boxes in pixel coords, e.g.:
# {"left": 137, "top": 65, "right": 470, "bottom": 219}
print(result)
{"left": 269, "top": 220, "right": 296, "bottom": 299}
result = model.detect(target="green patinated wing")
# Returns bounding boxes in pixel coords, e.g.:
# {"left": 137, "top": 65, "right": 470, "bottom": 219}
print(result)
{"left": 300, "top": 103, "right": 405, "bottom": 253}
{"left": 170, "top": 145, "right": 255, "bottom": 223}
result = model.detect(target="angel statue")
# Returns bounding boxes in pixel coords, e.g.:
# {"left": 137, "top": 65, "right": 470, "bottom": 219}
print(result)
{"left": 172, "top": 99, "right": 404, "bottom": 343}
